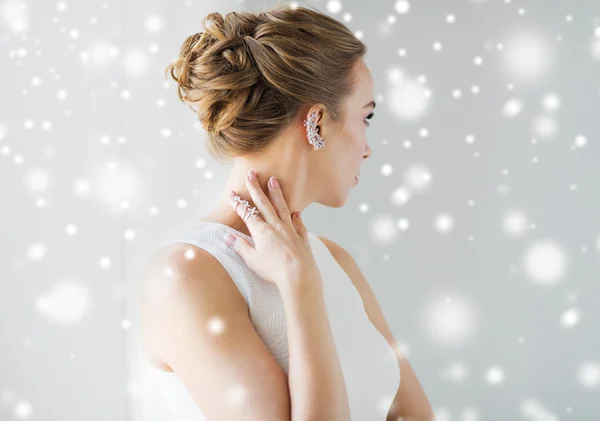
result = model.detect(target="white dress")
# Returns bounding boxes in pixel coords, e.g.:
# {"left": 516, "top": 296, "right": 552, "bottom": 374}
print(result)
{"left": 137, "top": 221, "right": 400, "bottom": 421}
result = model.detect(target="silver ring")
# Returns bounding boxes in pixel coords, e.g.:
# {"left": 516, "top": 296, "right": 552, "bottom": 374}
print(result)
{"left": 244, "top": 206, "right": 259, "bottom": 222}
{"left": 233, "top": 194, "right": 261, "bottom": 222}
{"left": 233, "top": 195, "right": 247, "bottom": 213}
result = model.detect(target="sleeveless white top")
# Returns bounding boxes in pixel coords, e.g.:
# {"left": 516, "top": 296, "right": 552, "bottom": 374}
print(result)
{"left": 138, "top": 221, "right": 400, "bottom": 421}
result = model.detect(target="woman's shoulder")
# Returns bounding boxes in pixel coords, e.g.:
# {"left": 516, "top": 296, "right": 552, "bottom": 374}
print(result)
{"left": 140, "top": 241, "right": 250, "bottom": 369}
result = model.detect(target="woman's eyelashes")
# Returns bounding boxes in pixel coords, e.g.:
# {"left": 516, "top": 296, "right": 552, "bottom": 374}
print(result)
{"left": 364, "top": 112, "right": 375, "bottom": 127}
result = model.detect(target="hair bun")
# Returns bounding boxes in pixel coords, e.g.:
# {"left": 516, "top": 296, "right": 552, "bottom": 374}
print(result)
{"left": 203, "top": 13, "right": 227, "bottom": 42}
{"left": 165, "top": 6, "right": 365, "bottom": 163}
{"left": 164, "top": 11, "right": 264, "bottom": 131}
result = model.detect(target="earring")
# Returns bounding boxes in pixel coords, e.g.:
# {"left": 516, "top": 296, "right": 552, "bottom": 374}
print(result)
{"left": 303, "top": 111, "right": 326, "bottom": 150}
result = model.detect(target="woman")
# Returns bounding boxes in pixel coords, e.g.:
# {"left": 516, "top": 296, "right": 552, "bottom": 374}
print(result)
{"left": 140, "top": 5, "right": 434, "bottom": 421}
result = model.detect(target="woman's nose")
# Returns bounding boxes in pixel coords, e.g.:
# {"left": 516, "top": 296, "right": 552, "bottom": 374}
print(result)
{"left": 364, "top": 143, "right": 372, "bottom": 159}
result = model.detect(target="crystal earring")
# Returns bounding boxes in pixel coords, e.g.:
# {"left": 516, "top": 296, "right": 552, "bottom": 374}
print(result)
{"left": 303, "top": 111, "right": 326, "bottom": 150}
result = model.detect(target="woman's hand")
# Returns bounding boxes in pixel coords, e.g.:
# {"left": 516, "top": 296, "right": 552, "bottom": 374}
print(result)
{"left": 223, "top": 170, "right": 322, "bottom": 289}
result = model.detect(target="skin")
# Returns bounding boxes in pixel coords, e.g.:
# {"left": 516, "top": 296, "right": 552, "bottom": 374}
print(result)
{"left": 199, "top": 57, "right": 373, "bottom": 232}
{"left": 197, "top": 57, "right": 434, "bottom": 419}
{"left": 318, "top": 236, "right": 435, "bottom": 421}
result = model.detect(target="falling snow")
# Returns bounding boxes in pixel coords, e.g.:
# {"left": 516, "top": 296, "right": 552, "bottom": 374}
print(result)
{"left": 1, "top": 0, "right": 599, "bottom": 420}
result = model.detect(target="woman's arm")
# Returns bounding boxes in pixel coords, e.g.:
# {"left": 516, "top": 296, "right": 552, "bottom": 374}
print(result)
{"left": 385, "top": 355, "right": 435, "bottom": 421}
{"left": 280, "top": 273, "right": 352, "bottom": 421}
{"left": 143, "top": 243, "right": 351, "bottom": 421}
{"left": 317, "top": 235, "right": 435, "bottom": 421}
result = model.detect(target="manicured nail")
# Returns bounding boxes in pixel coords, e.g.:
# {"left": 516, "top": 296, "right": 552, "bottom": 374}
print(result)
{"left": 269, "top": 176, "right": 279, "bottom": 189}
{"left": 224, "top": 234, "right": 236, "bottom": 246}
{"left": 247, "top": 170, "right": 257, "bottom": 181}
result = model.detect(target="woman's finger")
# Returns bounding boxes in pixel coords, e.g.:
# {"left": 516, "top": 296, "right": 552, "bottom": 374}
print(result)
{"left": 244, "top": 170, "right": 280, "bottom": 226}
{"left": 224, "top": 233, "right": 256, "bottom": 264}
{"left": 267, "top": 176, "right": 293, "bottom": 226}
{"left": 229, "top": 189, "right": 266, "bottom": 234}
{"left": 292, "top": 211, "right": 308, "bottom": 242}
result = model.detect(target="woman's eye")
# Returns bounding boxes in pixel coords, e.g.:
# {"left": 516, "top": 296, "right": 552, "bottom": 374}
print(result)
{"left": 365, "top": 112, "right": 375, "bottom": 127}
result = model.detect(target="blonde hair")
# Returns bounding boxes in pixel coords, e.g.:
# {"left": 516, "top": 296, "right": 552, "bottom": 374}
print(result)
{"left": 165, "top": 4, "right": 367, "bottom": 162}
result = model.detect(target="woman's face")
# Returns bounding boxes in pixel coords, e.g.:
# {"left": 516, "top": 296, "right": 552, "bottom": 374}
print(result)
{"left": 313, "top": 58, "right": 374, "bottom": 207}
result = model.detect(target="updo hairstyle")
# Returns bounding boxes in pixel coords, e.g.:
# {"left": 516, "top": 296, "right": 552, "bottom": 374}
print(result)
{"left": 165, "top": 5, "right": 366, "bottom": 162}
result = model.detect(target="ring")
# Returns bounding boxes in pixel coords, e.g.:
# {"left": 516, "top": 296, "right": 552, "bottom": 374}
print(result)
{"left": 244, "top": 206, "right": 259, "bottom": 222}
{"left": 233, "top": 194, "right": 261, "bottom": 222}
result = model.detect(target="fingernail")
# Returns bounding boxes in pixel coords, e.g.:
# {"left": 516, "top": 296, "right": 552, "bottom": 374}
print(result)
{"left": 224, "top": 234, "right": 236, "bottom": 246}
{"left": 269, "top": 176, "right": 279, "bottom": 189}
{"left": 247, "top": 170, "right": 257, "bottom": 181}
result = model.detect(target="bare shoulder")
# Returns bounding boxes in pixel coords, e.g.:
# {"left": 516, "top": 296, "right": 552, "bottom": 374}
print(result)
{"left": 140, "top": 242, "right": 248, "bottom": 369}
{"left": 139, "top": 242, "right": 293, "bottom": 420}
{"left": 141, "top": 242, "right": 242, "bottom": 309}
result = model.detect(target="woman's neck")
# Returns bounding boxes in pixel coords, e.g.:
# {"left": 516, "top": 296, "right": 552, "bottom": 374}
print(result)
{"left": 199, "top": 140, "right": 315, "bottom": 236}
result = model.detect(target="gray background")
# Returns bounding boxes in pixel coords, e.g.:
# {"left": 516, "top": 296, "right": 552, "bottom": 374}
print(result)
{"left": 1, "top": 0, "right": 599, "bottom": 420}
